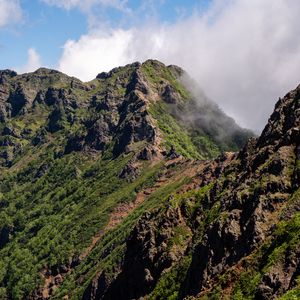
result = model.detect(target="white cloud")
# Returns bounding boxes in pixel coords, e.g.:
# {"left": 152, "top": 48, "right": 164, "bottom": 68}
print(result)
{"left": 59, "top": 30, "right": 132, "bottom": 80}
{"left": 0, "top": 0, "right": 22, "bottom": 28}
{"left": 17, "top": 48, "right": 42, "bottom": 73}
{"left": 57, "top": 0, "right": 300, "bottom": 131}
{"left": 42, "top": 0, "right": 130, "bottom": 28}
{"left": 42, "top": 0, "right": 89, "bottom": 10}
{"left": 42, "top": 0, "right": 128, "bottom": 12}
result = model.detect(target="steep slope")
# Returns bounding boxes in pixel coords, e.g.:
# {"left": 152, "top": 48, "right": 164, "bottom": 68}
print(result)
{"left": 0, "top": 60, "right": 251, "bottom": 169}
{"left": 81, "top": 84, "right": 299, "bottom": 300}
{"left": 1, "top": 60, "right": 298, "bottom": 300}
{"left": 0, "top": 60, "right": 252, "bottom": 300}
{"left": 183, "top": 83, "right": 300, "bottom": 299}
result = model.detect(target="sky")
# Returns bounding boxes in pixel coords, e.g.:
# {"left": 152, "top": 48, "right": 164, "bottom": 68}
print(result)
{"left": 0, "top": 0, "right": 300, "bottom": 132}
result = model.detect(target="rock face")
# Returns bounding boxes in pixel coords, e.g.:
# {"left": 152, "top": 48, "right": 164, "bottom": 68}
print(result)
{"left": 257, "top": 87, "right": 300, "bottom": 148}
{"left": 0, "top": 60, "right": 251, "bottom": 169}
{"left": 183, "top": 85, "right": 299, "bottom": 298}
{"left": 82, "top": 84, "right": 299, "bottom": 300}
{"left": 102, "top": 206, "right": 191, "bottom": 300}
{"left": 0, "top": 61, "right": 298, "bottom": 300}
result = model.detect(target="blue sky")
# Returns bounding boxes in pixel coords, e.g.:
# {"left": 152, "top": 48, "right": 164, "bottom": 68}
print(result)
{"left": 0, "top": 0, "right": 299, "bottom": 131}
{"left": 0, "top": 0, "right": 211, "bottom": 70}
{"left": 1, "top": 0, "right": 84, "bottom": 68}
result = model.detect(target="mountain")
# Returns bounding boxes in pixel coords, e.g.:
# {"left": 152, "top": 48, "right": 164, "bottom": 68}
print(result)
{"left": 81, "top": 84, "right": 299, "bottom": 300}
{"left": 0, "top": 60, "right": 251, "bottom": 166}
{"left": 0, "top": 59, "right": 298, "bottom": 300}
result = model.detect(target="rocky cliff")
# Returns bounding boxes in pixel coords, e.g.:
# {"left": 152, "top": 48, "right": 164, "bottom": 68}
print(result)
{"left": 0, "top": 60, "right": 251, "bottom": 169}
{"left": 81, "top": 84, "right": 299, "bottom": 300}
{"left": 0, "top": 60, "right": 298, "bottom": 300}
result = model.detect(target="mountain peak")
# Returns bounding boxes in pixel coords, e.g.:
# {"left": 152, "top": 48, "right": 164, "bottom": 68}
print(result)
{"left": 0, "top": 61, "right": 299, "bottom": 300}
{"left": 0, "top": 69, "right": 17, "bottom": 77}
{"left": 0, "top": 60, "right": 253, "bottom": 168}
{"left": 33, "top": 67, "right": 66, "bottom": 76}
{"left": 96, "top": 61, "right": 141, "bottom": 80}
{"left": 257, "top": 83, "right": 300, "bottom": 148}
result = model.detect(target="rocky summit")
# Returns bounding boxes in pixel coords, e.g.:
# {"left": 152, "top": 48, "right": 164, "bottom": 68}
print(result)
{"left": 0, "top": 60, "right": 299, "bottom": 300}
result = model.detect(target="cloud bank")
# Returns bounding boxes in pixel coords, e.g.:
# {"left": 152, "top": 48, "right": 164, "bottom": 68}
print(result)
{"left": 0, "top": 0, "right": 22, "bottom": 27}
{"left": 59, "top": 30, "right": 132, "bottom": 80}
{"left": 56, "top": 0, "right": 300, "bottom": 131}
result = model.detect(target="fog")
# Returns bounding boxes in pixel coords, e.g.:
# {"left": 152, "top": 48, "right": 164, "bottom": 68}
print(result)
{"left": 31, "top": 1, "right": 300, "bottom": 132}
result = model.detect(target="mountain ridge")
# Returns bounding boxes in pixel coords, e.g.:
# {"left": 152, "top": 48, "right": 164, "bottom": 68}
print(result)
{"left": 0, "top": 59, "right": 252, "bottom": 168}
{"left": 81, "top": 81, "right": 299, "bottom": 300}
{"left": 0, "top": 60, "right": 298, "bottom": 300}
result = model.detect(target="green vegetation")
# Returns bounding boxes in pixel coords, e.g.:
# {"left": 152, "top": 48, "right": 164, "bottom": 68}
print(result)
{"left": 0, "top": 143, "right": 183, "bottom": 299}
{"left": 280, "top": 278, "right": 300, "bottom": 300}
{"left": 1, "top": 60, "right": 295, "bottom": 300}
{"left": 142, "top": 60, "right": 251, "bottom": 159}
{"left": 148, "top": 100, "right": 224, "bottom": 159}
{"left": 52, "top": 176, "right": 190, "bottom": 299}
{"left": 0, "top": 150, "right": 126, "bottom": 297}
{"left": 149, "top": 101, "right": 204, "bottom": 159}
{"left": 142, "top": 60, "right": 190, "bottom": 99}
{"left": 148, "top": 257, "right": 192, "bottom": 300}
{"left": 203, "top": 189, "right": 300, "bottom": 300}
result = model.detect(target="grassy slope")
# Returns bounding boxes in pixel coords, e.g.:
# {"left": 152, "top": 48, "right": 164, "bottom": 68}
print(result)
{"left": 0, "top": 62, "right": 255, "bottom": 299}
{"left": 0, "top": 70, "right": 185, "bottom": 296}
{"left": 1, "top": 141, "right": 189, "bottom": 299}
{"left": 141, "top": 61, "right": 250, "bottom": 160}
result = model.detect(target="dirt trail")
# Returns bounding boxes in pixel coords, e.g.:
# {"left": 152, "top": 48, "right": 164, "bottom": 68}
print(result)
{"left": 105, "top": 157, "right": 201, "bottom": 230}
{"left": 106, "top": 175, "right": 168, "bottom": 230}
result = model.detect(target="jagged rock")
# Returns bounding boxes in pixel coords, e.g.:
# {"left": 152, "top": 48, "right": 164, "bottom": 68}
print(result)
{"left": 167, "top": 145, "right": 181, "bottom": 159}
{"left": 126, "top": 67, "right": 149, "bottom": 95}
{"left": 64, "top": 134, "right": 85, "bottom": 154}
{"left": 45, "top": 88, "right": 63, "bottom": 106}
{"left": 257, "top": 84, "right": 300, "bottom": 149}
{"left": 0, "top": 60, "right": 252, "bottom": 164}
{"left": 82, "top": 272, "right": 112, "bottom": 300}
{"left": 182, "top": 90, "right": 300, "bottom": 298}
{"left": 112, "top": 101, "right": 156, "bottom": 157}
{"left": 46, "top": 104, "right": 67, "bottom": 133}
{"left": 91, "top": 206, "right": 190, "bottom": 300}
{"left": 138, "top": 146, "right": 158, "bottom": 160}
{"left": 84, "top": 117, "right": 112, "bottom": 151}
{"left": 31, "top": 129, "right": 47, "bottom": 146}
{"left": 167, "top": 64, "right": 185, "bottom": 77}
{"left": 255, "top": 284, "right": 274, "bottom": 300}
{"left": 96, "top": 72, "right": 109, "bottom": 80}
{"left": 255, "top": 248, "right": 300, "bottom": 299}
{"left": 33, "top": 90, "right": 46, "bottom": 105}
{"left": 161, "top": 84, "right": 180, "bottom": 104}
{"left": 0, "top": 61, "right": 299, "bottom": 300}
{"left": 8, "top": 85, "right": 29, "bottom": 116}
{"left": 0, "top": 69, "right": 17, "bottom": 80}
{"left": 119, "top": 162, "right": 140, "bottom": 181}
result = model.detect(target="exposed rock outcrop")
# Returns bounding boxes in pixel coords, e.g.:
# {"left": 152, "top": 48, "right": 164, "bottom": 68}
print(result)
{"left": 2, "top": 60, "right": 297, "bottom": 300}
{"left": 83, "top": 84, "right": 299, "bottom": 300}
{"left": 183, "top": 84, "right": 300, "bottom": 298}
